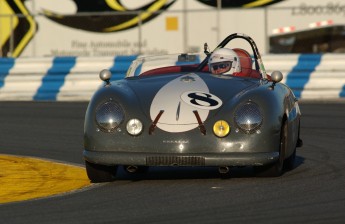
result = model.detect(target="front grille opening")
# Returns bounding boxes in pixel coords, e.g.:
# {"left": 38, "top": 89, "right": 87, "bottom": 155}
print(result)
{"left": 146, "top": 156, "right": 205, "bottom": 166}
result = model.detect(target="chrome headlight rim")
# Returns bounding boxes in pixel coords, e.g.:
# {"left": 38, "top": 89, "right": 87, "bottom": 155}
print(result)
{"left": 126, "top": 118, "right": 143, "bottom": 136}
{"left": 234, "top": 101, "right": 263, "bottom": 134}
{"left": 95, "top": 100, "right": 125, "bottom": 133}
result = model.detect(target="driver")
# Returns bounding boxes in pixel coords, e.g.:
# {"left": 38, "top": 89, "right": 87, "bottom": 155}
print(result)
{"left": 208, "top": 48, "right": 241, "bottom": 75}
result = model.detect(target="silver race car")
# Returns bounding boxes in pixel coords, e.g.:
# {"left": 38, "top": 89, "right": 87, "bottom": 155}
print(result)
{"left": 83, "top": 33, "right": 303, "bottom": 182}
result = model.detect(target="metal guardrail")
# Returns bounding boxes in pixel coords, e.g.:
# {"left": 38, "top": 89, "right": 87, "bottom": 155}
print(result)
{"left": 1, "top": 54, "right": 345, "bottom": 101}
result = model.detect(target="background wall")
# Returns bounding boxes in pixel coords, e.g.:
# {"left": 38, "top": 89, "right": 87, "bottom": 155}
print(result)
{"left": 1, "top": 0, "right": 345, "bottom": 57}
{"left": 1, "top": 54, "right": 345, "bottom": 101}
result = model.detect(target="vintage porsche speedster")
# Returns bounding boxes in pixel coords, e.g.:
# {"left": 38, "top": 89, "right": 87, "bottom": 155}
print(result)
{"left": 83, "top": 33, "right": 303, "bottom": 182}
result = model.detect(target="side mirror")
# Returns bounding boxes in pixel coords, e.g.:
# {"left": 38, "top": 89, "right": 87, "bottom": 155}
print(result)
{"left": 269, "top": 71, "right": 283, "bottom": 90}
{"left": 99, "top": 69, "right": 112, "bottom": 85}
{"left": 271, "top": 71, "right": 283, "bottom": 83}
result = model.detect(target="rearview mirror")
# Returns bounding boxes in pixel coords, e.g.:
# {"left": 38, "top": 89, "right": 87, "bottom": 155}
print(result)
{"left": 178, "top": 54, "right": 197, "bottom": 62}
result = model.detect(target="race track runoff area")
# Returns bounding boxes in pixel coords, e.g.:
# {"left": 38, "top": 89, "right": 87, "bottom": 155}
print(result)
{"left": 0, "top": 154, "right": 90, "bottom": 204}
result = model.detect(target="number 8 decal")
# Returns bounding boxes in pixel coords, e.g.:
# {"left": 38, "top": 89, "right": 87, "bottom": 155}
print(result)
{"left": 181, "top": 91, "right": 223, "bottom": 110}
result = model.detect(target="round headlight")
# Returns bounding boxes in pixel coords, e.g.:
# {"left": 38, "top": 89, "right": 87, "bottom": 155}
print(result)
{"left": 126, "top": 119, "right": 143, "bottom": 136}
{"left": 95, "top": 101, "right": 124, "bottom": 132}
{"left": 213, "top": 120, "right": 230, "bottom": 137}
{"left": 234, "top": 102, "right": 262, "bottom": 134}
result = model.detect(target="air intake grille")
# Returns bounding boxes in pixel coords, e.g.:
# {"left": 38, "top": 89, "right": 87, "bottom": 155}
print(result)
{"left": 146, "top": 156, "right": 205, "bottom": 166}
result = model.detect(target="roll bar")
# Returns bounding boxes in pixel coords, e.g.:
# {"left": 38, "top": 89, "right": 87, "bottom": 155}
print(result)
{"left": 197, "top": 33, "right": 267, "bottom": 79}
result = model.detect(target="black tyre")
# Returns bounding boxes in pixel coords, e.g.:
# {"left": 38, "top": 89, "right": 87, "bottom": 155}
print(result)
{"left": 85, "top": 160, "right": 118, "bottom": 183}
{"left": 255, "top": 121, "right": 287, "bottom": 177}
{"left": 284, "top": 120, "right": 301, "bottom": 170}
{"left": 284, "top": 148, "right": 296, "bottom": 171}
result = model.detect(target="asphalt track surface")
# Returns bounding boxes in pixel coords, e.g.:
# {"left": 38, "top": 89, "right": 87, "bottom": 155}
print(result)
{"left": 0, "top": 101, "right": 344, "bottom": 224}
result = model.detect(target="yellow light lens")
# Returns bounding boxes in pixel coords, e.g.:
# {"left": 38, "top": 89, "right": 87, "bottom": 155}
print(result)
{"left": 213, "top": 120, "right": 230, "bottom": 137}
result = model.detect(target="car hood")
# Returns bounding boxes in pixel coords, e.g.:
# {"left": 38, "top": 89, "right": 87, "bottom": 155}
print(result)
{"left": 125, "top": 72, "right": 259, "bottom": 133}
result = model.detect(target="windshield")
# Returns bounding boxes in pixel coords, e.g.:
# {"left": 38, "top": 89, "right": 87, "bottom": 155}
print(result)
{"left": 126, "top": 53, "right": 205, "bottom": 77}
{"left": 125, "top": 51, "right": 263, "bottom": 79}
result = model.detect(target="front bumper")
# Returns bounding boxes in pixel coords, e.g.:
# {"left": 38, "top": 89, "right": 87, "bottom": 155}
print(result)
{"left": 83, "top": 150, "right": 279, "bottom": 167}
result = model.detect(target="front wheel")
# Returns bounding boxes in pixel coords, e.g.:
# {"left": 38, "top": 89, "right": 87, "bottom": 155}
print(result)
{"left": 283, "top": 148, "right": 296, "bottom": 171}
{"left": 85, "top": 160, "right": 118, "bottom": 183}
{"left": 284, "top": 119, "right": 301, "bottom": 170}
{"left": 255, "top": 121, "right": 287, "bottom": 177}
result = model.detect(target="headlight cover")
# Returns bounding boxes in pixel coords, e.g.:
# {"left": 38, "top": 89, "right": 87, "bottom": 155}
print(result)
{"left": 126, "top": 119, "right": 143, "bottom": 136}
{"left": 95, "top": 101, "right": 125, "bottom": 132}
{"left": 234, "top": 101, "right": 262, "bottom": 134}
{"left": 213, "top": 120, "right": 230, "bottom": 138}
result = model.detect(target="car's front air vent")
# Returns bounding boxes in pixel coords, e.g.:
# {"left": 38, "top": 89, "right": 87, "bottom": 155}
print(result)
{"left": 146, "top": 156, "right": 205, "bottom": 166}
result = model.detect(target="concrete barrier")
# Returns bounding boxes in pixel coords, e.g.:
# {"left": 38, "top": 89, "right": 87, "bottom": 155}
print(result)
{"left": 1, "top": 54, "right": 345, "bottom": 101}
{"left": 0, "top": 56, "right": 136, "bottom": 101}
{"left": 264, "top": 54, "right": 345, "bottom": 99}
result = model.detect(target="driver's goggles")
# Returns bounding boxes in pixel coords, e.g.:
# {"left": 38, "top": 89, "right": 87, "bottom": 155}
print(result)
{"left": 212, "top": 62, "right": 232, "bottom": 70}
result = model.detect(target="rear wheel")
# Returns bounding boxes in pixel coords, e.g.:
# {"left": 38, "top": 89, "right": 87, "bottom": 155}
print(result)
{"left": 255, "top": 121, "right": 287, "bottom": 177}
{"left": 85, "top": 160, "right": 118, "bottom": 183}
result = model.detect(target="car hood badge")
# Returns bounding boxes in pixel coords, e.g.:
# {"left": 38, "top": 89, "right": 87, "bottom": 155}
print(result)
{"left": 180, "top": 74, "right": 196, "bottom": 83}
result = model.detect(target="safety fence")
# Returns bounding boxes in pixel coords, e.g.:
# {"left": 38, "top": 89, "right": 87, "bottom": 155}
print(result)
{"left": 1, "top": 54, "right": 345, "bottom": 101}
